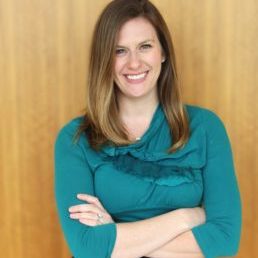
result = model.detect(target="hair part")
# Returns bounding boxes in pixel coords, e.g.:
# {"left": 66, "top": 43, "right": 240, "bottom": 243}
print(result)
{"left": 75, "top": 0, "right": 190, "bottom": 153}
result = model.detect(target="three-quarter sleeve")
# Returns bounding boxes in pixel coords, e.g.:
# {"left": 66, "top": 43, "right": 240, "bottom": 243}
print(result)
{"left": 191, "top": 110, "right": 242, "bottom": 258}
{"left": 54, "top": 122, "right": 117, "bottom": 258}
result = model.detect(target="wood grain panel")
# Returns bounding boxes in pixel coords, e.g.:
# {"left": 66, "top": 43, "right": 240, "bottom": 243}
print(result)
{"left": 0, "top": 0, "right": 257, "bottom": 257}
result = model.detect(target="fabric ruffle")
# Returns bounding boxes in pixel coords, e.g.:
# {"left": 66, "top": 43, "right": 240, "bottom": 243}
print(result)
{"left": 99, "top": 104, "right": 206, "bottom": 187}
{"left": 104, "top": 154, "right": 202, "bottom": 186}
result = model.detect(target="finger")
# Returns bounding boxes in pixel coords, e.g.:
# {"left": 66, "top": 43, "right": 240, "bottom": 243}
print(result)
{"left": 69, "top": 204, "right": 101, "bottom": 214}
{"left": 70, "top": 212, "right": 98, "bottom": 220}
{"left": 79, "top": 218, "right": 98, "bottom": 227}
{"left": 77, "top": 194, "right": 104, "bottom": 210}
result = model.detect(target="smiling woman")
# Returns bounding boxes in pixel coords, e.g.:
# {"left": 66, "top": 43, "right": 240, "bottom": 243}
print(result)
{"left": 113, "top": 17, "right": 165, "bottom": 102}
{"left": 73, "top": 0, "right": 189, "bottom": 151}
{"left": 54, "top": 0, "right": 242, "bottom": 258}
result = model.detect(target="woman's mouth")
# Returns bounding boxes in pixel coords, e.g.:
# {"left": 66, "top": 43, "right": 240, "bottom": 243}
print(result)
{"left": 124, "top": 71, "right": 148, "bottom": 83}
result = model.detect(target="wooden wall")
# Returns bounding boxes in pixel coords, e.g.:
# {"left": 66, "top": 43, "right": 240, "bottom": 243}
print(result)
{"left": 0, "top": 0, "right": 257, "bottom": 257}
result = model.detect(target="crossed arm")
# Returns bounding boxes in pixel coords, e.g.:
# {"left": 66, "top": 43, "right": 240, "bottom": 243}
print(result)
{"left": 69, "top": 193, "right": 205, "bottom": 258}
{"left": 146, "top": 230, "right": 205, "bottom": 258}
{"left": 113, "top": 211, "right": 204, "bottom": 258}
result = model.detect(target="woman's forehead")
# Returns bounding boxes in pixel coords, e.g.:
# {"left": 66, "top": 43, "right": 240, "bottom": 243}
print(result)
{"left": 116, "top": 17, "right": 158, "bottom": 45}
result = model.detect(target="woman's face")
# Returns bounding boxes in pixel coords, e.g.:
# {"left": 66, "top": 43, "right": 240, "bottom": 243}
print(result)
{"left": 113, "top": 17, "right": 165, "bottom": 100}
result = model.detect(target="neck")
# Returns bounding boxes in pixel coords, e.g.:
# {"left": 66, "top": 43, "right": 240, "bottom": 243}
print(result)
{"left": 117, "top": 93, "right": 159, "bottom": 120}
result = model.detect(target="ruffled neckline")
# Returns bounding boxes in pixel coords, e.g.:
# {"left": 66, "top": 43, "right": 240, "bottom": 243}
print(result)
{"left": 99, "top": 104, "right": 206, "bottom": 187}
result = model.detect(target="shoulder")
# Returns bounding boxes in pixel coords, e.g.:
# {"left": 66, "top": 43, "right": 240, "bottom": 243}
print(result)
{"left": 55, "top": 116, "right": 88, "bottom": 148}
{"left": 57, "top": 116, "right": 84, "bottom": 137}
{"left": 185, "top": 104, "right": 220, "bottom": 121}
{"left": 185, "top": 104, "right": 225, "bottom": 128}
{"left": 185, "top": 104, "right": 229, "bottom": 141}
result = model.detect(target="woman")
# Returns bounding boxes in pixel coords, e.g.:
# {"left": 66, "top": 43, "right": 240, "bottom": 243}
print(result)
{"left": 54, "top": 0, "right": 242, "bottom": 257}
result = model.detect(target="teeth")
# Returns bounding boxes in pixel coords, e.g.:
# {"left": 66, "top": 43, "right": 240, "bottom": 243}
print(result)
{"left": 126, "top": 72, "right": 146, "bottom": 80}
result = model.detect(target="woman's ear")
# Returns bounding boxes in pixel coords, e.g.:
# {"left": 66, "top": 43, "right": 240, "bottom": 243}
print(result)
{"left": 161, "top": 49, "right": 166, "bottom": 63}
{"left": 161, "top": 48, "right": 166, "bottom": 63}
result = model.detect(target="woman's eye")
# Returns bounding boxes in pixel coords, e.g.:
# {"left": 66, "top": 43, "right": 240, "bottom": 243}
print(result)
{"left": 115, "top": 48, "right": 126, "bottom": 55}
{"left": 141, "top": 44, "right": 152, "bottom": 50}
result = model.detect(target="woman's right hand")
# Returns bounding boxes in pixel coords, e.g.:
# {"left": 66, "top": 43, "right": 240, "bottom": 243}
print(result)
{"left": 180, "top": 207, "right": 206, "bottom": 229}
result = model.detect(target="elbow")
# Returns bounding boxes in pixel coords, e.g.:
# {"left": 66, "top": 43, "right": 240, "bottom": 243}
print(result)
{"left": 66, "top": 224, "right": 117, "bottom": 258}
{"left": 224, "top": 234, "right": 241, "bottom": 256}
{"left": 225, "top": 219, "right": 242, "bottom": 256}
{"left": 195, "top": 219, "right": 242, "bottom": 257}
{"left": 222, "top": 244, "right": 240, "bottom": 257}
{"left": 218, "top": 224, "right": 242, "bottom": 256}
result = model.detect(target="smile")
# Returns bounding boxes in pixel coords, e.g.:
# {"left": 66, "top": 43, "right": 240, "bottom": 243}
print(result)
{"left": 124, "top": 71, "right": 148, "bottom": 82}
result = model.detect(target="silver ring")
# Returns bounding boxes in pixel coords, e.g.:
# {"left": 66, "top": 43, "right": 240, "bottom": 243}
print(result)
{"left": 97, "top": 213, "right": 104, "bottom": 224}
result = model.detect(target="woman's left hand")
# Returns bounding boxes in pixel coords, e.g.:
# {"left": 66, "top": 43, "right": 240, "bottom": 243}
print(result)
{"left": 69, "top": 193, "right": 114, "bottom": 226}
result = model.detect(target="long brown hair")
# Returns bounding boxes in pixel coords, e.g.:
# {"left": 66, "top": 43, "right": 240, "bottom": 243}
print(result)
{"left": 75, "top": 0, "right": 189, "bottom": 152}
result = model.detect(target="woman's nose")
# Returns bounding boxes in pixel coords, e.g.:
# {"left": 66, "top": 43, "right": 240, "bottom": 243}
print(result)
{"left": 127, "top": 52, "right": 141, "bottom": 70}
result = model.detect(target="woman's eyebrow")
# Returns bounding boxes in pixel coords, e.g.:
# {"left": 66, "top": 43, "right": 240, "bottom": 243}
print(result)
{"left": 116, "top": 39, "right": 155, "bottom": 48}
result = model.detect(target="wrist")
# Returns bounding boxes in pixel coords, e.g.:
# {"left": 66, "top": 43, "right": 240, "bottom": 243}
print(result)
{"left": 170, "top": 209, "right": 191, "bottom": 232}
{"left": 179, "top": 207, "right": 205, "bottom": 229}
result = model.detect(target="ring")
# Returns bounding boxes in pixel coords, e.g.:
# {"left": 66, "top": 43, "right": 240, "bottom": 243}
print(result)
{"left": 97, "top": 213, "right": 104, "bottom": 224}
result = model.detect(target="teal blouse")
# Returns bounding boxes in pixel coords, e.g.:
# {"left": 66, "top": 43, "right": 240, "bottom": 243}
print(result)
{"left": 54, "top": 104, "right": 242, "bottom": 258}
